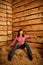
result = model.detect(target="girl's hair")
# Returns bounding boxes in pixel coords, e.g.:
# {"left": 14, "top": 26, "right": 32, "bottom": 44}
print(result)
{"left": 17, "top": 29, "right": 24, "bottom": 37}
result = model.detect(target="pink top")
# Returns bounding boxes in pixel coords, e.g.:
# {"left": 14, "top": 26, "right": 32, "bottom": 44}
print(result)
{"left": 10, "top": 35, "right": 32, "bottom": 46}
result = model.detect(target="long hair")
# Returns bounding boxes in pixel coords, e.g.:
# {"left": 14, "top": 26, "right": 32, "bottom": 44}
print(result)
{"left": 17, "top": 29, "right": 24, "bottom": 37}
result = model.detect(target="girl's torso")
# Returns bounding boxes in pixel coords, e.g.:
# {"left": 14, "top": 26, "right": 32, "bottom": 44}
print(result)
{"left": 16, "top": 36, "right": 26, "bottom": 45}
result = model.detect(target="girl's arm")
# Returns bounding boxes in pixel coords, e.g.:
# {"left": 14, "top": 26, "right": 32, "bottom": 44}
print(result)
{"left": 10, "top": 36, "right": 17, "bottom": 47}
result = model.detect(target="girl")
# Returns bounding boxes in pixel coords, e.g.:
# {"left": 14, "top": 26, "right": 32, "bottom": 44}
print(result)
{"left": 8, "top": 29, "right": 36, "bottom": 61}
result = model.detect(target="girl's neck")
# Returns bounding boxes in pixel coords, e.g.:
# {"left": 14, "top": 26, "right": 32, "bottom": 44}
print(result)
{"left": 20, "top": 34, "right": 22, "bottom": 37}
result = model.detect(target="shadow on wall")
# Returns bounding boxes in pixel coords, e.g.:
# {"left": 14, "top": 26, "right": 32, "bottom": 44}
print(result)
{"left": 36, "top": 42, "right": 43, "bottom": 65}
{"left": 36, "top": 36, "right": 43, "bottom": 58}
{"left": 37, "top": 43, "right": 43, "bottom": 58}
{"left": 38, "top": 48, "right": 43, "bottom": 65}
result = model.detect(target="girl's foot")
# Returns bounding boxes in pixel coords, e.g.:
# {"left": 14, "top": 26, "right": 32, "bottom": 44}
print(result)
{"left": 28, "top": 54, "right": 33, "bottom": 60}
{"left": 8, "top": 56, "right": 12, "bottom": 61}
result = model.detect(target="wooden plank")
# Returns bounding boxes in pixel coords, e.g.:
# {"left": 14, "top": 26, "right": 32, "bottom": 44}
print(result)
{"left": 13, "top": 1, "right": 43, "bottom": 13}
{"left": 41, "top": 18, "right": 43, "bottom": 22}
{"left": 13, "top": 18, "right": 42, "bottom": 26}
{"left": 4, "top": 0, "right": 12, "bottom": 3}
{"left": 40, "top": 6, "right": 43, "bottom": 12}
{"left": 0, "top": 17, "right": 6, "bottom": 22}
{"left": 24, "top": 13, "right": 42, "bottom": 20}
{"left": 13, "top": 16, "right": 42, "bottom": 23}
{"left": 8, "top": 31, "right": 12, "bottom": 34}
{"left": 12, "top": 0, "right": 22, "bottom": 5}
{"left": 0, "top": 31, "right": 7, "bottom": 35}
{"left": 30, "top": 6, "right": 43, "bottom": 14}
{"left": 7, "top": 22, "right": 12, "bottom": 25}
{"left": 13, "top": 11, "right": 43, "bottom": 18}
{"left": 7, "top": 17, "right": 12, "bottom": 22}
{"left": 13, "top": 7, "right": 43, "bottom": 17}
{"left": 13, "top": 22, "right": 20, "bottom": 27}
{"left": 8, "top": 40, "right": 12, "bottom": 45}
{"left": 19, "top": 19, "right": 42, "bottom": 26}
{"left": 13, "top": 24, "right": 43, "bottom": 31}
{"left": 23, "top": 25, "right": 43, "bottom": 31}
{"left": 0, "top": 41, "right": 7, "bottom": 46}
{"left": 27, "top": 38, "right": 43, "bottom": 43}
{"left": 0, "top": 12, "right": 6, "bottom": 17}
{"left": 25, "top": 31, "right": 43, "bottom": 36}
{"left": 0, "top": 0, "right": 12, "bottom": 6}
{"left": 29, "top": 43, "right": 43, "bottom": 48}
{"left": 13, "top": 18, "right": 20, "bottom": 22}
{"left": 7, "top": 9, "right": 12, "bottom": 14}
{"left": 7, "top": 6, "right": 12, "bottom": 10}
{"left": 7, "top": 13, "right": 12, "bottom": 17}
{"left": 8, "top": 34, "right": 12, "bottom": 40}
{"left": 13, "top": 0, "right": 34, "bottom": 8}
{"left": 13, "top": 26, "right": 22, "bottom": 31}
{"left": 0, "top": 21, "right": 6, "bottom": 25}
{"left": 7, "top": 25, "right": 12, "bottom": 30}
{"left": 0, "top": 8, "right": 6, "bottom": 13}
{"left": 0, "top": 3, "right": 6, "bottom": 9}
{"left": 0, "top": 36, "right": 7, "bottom": 41}
{"left": 0, "top": 26, "right": 7, "bottom": 30}
{"left": 13, "top": 6, "right": 43, "bottom": 16}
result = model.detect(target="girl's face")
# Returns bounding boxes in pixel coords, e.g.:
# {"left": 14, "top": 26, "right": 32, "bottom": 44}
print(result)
{"left": 20, "top": 30, "right": 23, "bottom": 35}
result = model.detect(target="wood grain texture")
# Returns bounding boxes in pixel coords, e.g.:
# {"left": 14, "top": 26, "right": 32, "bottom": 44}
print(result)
{"left": 0, "top": 0, "right": 12, "bottom": 46}
{"left": 12, "top": 0, "right": 43, "bottom": 49}
{"left": 0, "top": 1, "right": 43, "bottom": 65}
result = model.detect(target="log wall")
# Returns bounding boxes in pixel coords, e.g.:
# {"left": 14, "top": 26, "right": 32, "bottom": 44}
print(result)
{"left": 12, "top": 0, "right": 43, "bottom": 49}
{"left": 0, "top": 0, "right": 12, "bottom": 46}
{"left": 0, "top": 0, "right": 43, "bottom": 64}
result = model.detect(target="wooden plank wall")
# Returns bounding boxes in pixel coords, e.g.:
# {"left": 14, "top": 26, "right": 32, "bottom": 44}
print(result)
{"left": 12, "top": 0, "right": 43, "bottom": 49}
{"left": 0, "top": 0, "right": 43, "bottom": 49}
{"left": 0, "top": 0, "right": 12, "bottom": 46}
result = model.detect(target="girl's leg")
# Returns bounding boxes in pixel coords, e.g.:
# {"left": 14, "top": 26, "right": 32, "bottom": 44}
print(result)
{"left": 24, "top": 42, "right": 33, "bottom": 60}
{"left": 8, "top": 43, "right": 19, "bottom": 61}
